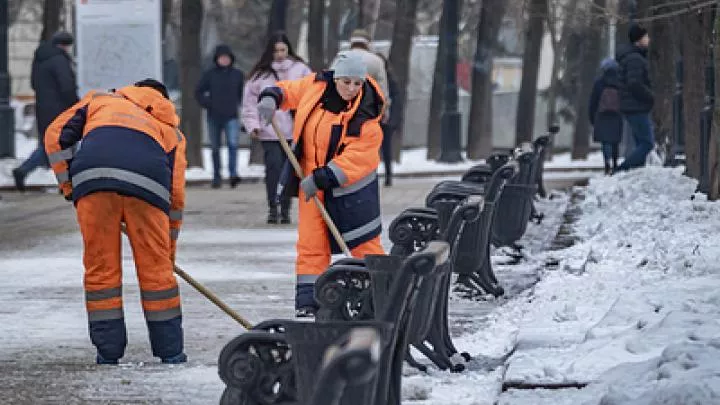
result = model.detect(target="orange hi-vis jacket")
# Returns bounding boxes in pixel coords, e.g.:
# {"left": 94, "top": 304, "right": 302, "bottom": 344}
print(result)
{"left": 262, "top": 72, "right": 386, "bottom": 291}
{"left": 45, "top": 86, "right": 187, "bottom": 241}
{"left": 269, "top": 72, "right": 386, "bottom": 253}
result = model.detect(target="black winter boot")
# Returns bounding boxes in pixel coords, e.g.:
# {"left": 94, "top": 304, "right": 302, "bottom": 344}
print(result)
{"left": 267, "top": 204, "right": 279, "bottom": 224}
{"left": 12, "top": 168, "right": 25, "bottom": 192}
{"left": 280, "top": 200, "right": 291, "bottom": 224}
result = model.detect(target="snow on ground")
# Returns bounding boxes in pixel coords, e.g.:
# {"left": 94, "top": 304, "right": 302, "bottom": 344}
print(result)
{"left": 421, "top": 166, "right": 720, "bottom": 405}
{"left": 0, "top": 132, "right": 602, "bottom": 188}
{"left": 386, "top": 148, "right": 604, "bottom": 176}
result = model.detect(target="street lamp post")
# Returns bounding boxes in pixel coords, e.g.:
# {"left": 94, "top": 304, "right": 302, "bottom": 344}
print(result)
{"left": 438, "top": 0, "right": 462, "bottom": 163}
{"left": 0, "top": 0, "right": 15, "bottom": 158}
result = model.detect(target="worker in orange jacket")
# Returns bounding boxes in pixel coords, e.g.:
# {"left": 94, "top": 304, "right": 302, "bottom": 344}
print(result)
{"left": 45, "top": 79, "right": 188, "bottom": 364}
{"left": 257, "top": 51, "right": 386, "bottom": 317}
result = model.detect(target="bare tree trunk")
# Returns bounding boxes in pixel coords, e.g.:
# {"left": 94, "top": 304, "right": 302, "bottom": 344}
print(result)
{"left": 267, "top": 0, "right": 288, "bottom": 37}
{"left": 545, "top": 0, "right": 561, "bottom": 129}
{"left": 327, "top": 0, "right": 347, "bottom": 60}
{"left": 308, "top": 0, "right": 326, "bottom": 70}
{"left": 181, "top": 0, "right": 204, "bottom": 168}
{"left": 426, "top": 5, "right": 447, "bottom": 160}
{"left": 388, "top": 0, "right": 419, "bottom": 162}
{"left": 40, "top": 0, "right": 63, "bottom": 41}
{"left": 162, "top": 0, "right": 172, "bottom": 30}
{"left": 571, "top": 0, "right": 604, "bottom": 160}
{"left": 466, "top": 0, "right": 508, "bottom": 159}
{"left": 368, "top": 0, "right": 383, "bottom": 39}
{"left": 683, "top": 9, "right": 712, "bottom": 179}
{"left": 358, "top": 0, "right": 365, "bottom": 28}
{"left": 375, "top": 0, "right": 397, "bottom": 40}
{"left": 162, "top": 0, "right": 173, "bottom": 56}
{"left": 545, "top": 0, "right": 579, "bottom": 161}
{"left": 649, "top": 1, "right": 676, "bottom": 163}
{"left": 615, "top": 0, "right": 633, "bottom": 50}
{"left": 287, "top": 0, "right": 306, "bottom": 50}
{"left": 515, "top": 0, "right": 547, "bottom": 145}
{"left": 9, "top": 0, "right": 27, "bottom": 26}
{"left": 710, "top": 9, "right": 720, "bottom": 200}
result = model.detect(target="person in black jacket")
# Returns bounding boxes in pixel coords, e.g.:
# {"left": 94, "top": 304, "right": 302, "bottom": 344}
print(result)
{"left": 616, "top": 24, "right": 654, "bottom": 171}
{"left": 195, "top": 44, "right": 245, "bottom": 188}
{"left": 12, "top": 32, "right": 78, "bottom": 191}
{"left": 589, "top": 58, "right": 624, "bottom": 175}
{"left": 377, "top": 53, "right": 401, "bottom": 187}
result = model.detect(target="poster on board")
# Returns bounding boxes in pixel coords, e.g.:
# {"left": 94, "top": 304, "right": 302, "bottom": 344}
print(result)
{"left": 75, "top": 0, "right": 162, "bottom": 96}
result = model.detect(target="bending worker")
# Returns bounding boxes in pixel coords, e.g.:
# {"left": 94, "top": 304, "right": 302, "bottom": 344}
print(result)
{"left": 45, "top": 79, "right": 188, "bottom": 365}
{"left": 258, "top": 52, "right": 386, "bottom": 317}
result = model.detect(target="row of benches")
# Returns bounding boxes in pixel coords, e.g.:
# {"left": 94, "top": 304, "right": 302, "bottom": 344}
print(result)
{"left": 217, "top": 127, "right": 558, "bottom": 405}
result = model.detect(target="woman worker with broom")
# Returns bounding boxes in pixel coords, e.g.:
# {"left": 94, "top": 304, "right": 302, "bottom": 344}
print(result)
{"left": 256, "top": 51, "right": 387, "bottom": 317}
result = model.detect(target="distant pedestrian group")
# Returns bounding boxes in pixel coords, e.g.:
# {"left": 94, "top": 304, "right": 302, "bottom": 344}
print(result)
{"left": 589, "top": 23, "right": 654, "bottom": 175}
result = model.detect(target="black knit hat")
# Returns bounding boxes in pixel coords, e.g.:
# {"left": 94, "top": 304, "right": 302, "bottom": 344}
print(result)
{"left": 51, "top": 32, "right": 74, "bottom": 46}
{"left": 628, "top": 24, "right": 648, "bottom": 44}
{"left": 134, "top": 78, "right": 169, "bottom": 99}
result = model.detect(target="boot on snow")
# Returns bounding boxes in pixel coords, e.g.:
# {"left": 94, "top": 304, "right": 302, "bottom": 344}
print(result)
{"left": 267, "top": 204, "right": 279, "bottom": 224}
{"left": 161, "top": 352, "right": 188, "bottom": 364}
{"left": 295, "top": 283, "right": 318, "bottom": 317}
{"left": 280, "top": 200, "right": 291, "bottom": 224}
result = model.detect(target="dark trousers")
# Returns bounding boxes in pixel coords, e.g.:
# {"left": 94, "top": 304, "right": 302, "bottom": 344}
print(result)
{"left": 601, "top": 142, "right": 619, "bottom": 168}
{"left": 380, "top": 123, "right": 393, "bottom": 184}
{"left": 207, "top": 117, "right": 240, "bottom": 181}
{"left": 16, "top": 125, "right": 50, "bottom": 178}
{"left": 261, "top": 141, "right": 291, "bottom": 212}
{"left": 618, "top": 113, "right": 654, "bottom": 170}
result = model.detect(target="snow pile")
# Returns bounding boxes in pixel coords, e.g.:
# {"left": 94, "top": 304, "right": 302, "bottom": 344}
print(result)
{"left": 497, "top": 167, "right": 720, "bottom": 404}
{"left": 403, "top": 167, "right": 720, "bottom": 405}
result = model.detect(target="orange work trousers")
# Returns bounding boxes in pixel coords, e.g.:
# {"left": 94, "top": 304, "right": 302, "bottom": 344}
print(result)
{"left": 76, "top": 192, "right": 182, "bottom": 360}
{"left": 296, "top": 189, "right": 384, "bottom": 285}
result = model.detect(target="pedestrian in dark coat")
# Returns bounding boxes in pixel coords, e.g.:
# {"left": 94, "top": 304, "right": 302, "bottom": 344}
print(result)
{"left": 376, "top": 53, "right": 402, "bottom": 187}
{"left": 195, "top": 44, "right": 245, "bottom": 188}
{"left": 12, "top": 31, "right": 78, "bottom": 191}
{"left": 615, "top": 23, "right": 654, "bottom": 171}
{"left": 589, "top": 58, "right": 624, "bottom": 175}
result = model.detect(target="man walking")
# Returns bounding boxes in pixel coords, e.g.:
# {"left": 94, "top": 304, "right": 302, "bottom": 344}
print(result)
{"left": 616, "top": 24, "right": 654, "bottom": 171}
{"left": 13, "top": 31, "right": 78, "bottom": 191}
{"left": 45, "top": 79, "right": 187, "bottom": 365}
{"left": 195, "top": 44, "right": 245, "bottom": 188}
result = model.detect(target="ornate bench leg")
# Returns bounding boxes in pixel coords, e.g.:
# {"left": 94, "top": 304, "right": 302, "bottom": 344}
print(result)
{"left": 220, "top": 386, "right": 261, "bottom": 405}
{"left": 405, "top": 349, "right": 428, "bottom": 372}
{"left": 218, "top": 333, "right": 295, "bottom": 405}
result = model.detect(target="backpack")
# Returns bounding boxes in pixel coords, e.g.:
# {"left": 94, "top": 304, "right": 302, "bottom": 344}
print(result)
{"left": 598, "top": 87, "right": 620, "bottom": 113}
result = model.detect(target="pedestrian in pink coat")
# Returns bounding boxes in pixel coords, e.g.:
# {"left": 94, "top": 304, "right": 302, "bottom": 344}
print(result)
{"left": 242, "top": 32, "right": 312, "bottom": 224}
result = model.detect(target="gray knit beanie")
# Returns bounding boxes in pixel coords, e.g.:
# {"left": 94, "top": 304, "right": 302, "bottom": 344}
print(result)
{"left": 331, "top": 51, "right": 367, "bottom": 80}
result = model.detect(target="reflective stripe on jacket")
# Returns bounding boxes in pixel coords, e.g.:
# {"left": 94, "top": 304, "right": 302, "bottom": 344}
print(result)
{"left": 45, "top": 86, "right": 187, "bottom": 236}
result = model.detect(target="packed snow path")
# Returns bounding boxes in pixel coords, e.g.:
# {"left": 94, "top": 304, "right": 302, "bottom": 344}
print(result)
{"left": 4, "top": 170, "right": 719, "bottom": 405}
